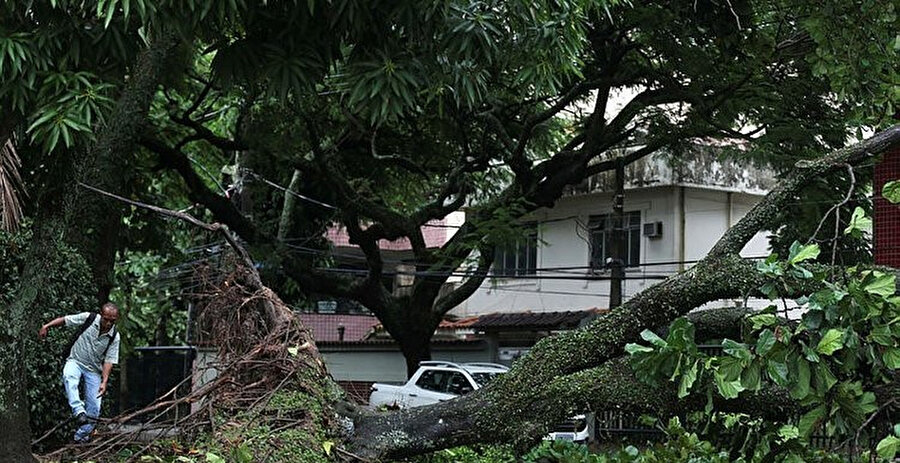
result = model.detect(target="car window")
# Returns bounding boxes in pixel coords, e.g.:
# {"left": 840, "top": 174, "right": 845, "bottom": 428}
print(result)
{"left": 415, "top": 370, "right": 448, "bottom": 392}
{"left": 470, "top": 372, "right": 501, "bottom": 387}
{"left": 445, "top": 372, "right": 474, "bottom": 395}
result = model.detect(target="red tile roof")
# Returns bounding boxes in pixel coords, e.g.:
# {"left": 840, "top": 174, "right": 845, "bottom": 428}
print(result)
{"left": 326, "top": 218, "right": 453, "bottom": 251}
{"left": 297, "top": 313, "right": 379, "bottom": 342}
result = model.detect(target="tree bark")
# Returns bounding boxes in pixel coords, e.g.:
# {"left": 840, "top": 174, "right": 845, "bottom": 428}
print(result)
{"left": 346, "top": 125, "right": 900, "bottom": 460}
{"left": 0, "top": 33, "right": 176, "bottom": 461}
{"left": 277, "top": 169, "right": 302, "bottom": 240}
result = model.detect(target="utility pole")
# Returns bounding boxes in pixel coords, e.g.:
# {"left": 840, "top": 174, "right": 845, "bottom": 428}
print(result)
{"left": 609, "top": 156, "right": 625, "bottom": 309}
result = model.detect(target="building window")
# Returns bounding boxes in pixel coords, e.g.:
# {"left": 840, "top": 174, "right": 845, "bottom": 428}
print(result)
{"left": 493, "top": 225, "right": 538, "bottom": 276}
{"left": 589, "top": 211, "right": 641, "bottom": 270}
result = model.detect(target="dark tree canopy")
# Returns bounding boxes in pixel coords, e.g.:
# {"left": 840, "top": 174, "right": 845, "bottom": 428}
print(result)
{"left": 138, "top": 0, "right": 897, "bottom": 374}
{"left": 0, "top": 0, "right": 898, "bottom": 461}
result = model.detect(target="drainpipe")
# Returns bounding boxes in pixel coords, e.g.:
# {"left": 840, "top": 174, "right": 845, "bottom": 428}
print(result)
{"left": 726, "top": 191, "right": 734, "bottom": 228}
{"left": 609, "top": 157, "right": 626, "bottom": 309}
{"left": 337, "top": 325, "right": 346, "bottom": 342}
{"left": 677, "top": 187, "right": 686, "bottom": 271}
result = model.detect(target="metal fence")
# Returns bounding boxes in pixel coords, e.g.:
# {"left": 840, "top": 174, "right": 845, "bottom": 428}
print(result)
{"left": 122, "top": 346, "right": 195, "bottom": 421}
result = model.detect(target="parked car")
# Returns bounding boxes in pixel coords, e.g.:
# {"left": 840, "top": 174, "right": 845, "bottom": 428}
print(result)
{"left": 369, "top": 361, "right": 508, "bottom": 409}
{"left": 368, "top": 361, "right": 593, "bottom": 443}
{"left": 546, "top": 414, "right": 592, "bottom": 443}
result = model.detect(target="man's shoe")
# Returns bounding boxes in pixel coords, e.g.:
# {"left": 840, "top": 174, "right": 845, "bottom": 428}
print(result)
{"left": 75, "top": 412, "right": 88, "bottom": 425}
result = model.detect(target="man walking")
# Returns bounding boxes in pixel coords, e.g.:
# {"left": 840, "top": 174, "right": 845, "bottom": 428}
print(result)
{"left": 39, "top": 302, "right": 120, "bottom": 443}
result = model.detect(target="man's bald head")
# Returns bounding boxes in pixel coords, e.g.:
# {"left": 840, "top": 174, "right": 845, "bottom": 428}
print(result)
{"left": 100, "top": 302, "right": 119, "bottom": 330}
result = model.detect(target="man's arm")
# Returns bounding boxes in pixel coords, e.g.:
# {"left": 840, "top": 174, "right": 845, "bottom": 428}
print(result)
{"left": 98, "top": 362, "right": 114, "bottom": 397}
{"left": 38, "top": 317, "right": 65, "bottom": 339}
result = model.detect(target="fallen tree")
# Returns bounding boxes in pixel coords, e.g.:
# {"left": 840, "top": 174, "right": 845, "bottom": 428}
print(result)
{"left": 63, "top": 126, "right": 900, "bottom": 463}
{"left": 345, "top": 125, "right": 900, "bottom": 460}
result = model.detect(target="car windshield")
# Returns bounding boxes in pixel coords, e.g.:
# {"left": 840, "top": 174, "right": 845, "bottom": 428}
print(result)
{"left": 470, "top": 372, "right": 502, "bottom": 387}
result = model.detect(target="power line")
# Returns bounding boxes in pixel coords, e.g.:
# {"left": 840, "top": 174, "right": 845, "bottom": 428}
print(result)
{"left": 486, "top": 287, "right": 613, "bottom": 298}
{"left": 243, "top": 169, "right": 338, "bottom": 210}
{"left": 315, "top": 266, "right": 673, "bottom": 281}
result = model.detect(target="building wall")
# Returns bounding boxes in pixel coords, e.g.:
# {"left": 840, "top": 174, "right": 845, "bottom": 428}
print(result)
{"left": 320, "top": 347, "right": 493, "bottom": 383}
{"left": 456, "top": 185, "right": 770, "bottom": 316}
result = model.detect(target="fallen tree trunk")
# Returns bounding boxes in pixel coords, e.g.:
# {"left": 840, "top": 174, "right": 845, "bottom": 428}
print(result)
{"left": 44, "top": 127, "right": 900, "bottom": 461}
{"left": 346, "top": 125, "right": 900, "bottom": 460}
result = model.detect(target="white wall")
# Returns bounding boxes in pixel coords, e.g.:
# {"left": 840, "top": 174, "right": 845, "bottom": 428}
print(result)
{"left": 454, "top": 186, "right": 771, "bottom": 316}
{"left": 321, "top": 348, "right": 493, "bottom": 383}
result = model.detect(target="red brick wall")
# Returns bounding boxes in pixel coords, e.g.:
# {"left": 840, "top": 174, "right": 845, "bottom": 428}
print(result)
{"left": 875, "top": 146, "right": 900, "bottom": 267}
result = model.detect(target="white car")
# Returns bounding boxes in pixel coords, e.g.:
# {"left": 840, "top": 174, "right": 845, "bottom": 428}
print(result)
{"left": 546, "top": 414, "right": 593, "bottom": 443}
{"left": 369, "top": 361, "right": 508, "bottom": 409}
{"left": 368, "top": 361, "right": 593, "bottom": 443}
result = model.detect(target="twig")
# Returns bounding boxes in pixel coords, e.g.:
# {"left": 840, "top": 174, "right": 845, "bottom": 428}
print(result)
{"left": 335, "top": 446, "right": 375, "bottom": 462}
{"left": 807, "top": 164, "right": 856, "bottom": 248}
{"left": 31, "top": 414, "right": 76, "bottom": 446}
{"left": 77, "top": 182, "right": 255, "bottom": 271}
{"left": 835, "top": 397, "right": 898, "bottom": 456}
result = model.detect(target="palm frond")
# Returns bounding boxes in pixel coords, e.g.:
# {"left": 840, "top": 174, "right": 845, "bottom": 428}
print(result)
{"left": 0, "top": 135, "right": 26, "bottom": 232}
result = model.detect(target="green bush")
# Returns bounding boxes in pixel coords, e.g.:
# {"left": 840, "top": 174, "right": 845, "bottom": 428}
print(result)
{"left": 404, "top": 445, "right": 515, "bottom": 463}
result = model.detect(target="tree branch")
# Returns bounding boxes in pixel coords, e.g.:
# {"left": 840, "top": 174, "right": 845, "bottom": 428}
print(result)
{"left": 169, "top": 114, "right": 247, "bottom": 152}
{"left": 76, "top": 182, "right": 255, "bottom": 271}
{"left": 432, "top": 245, "right": 494, "bottom": 316}
{"left": 144, "top": 136, "right": 363, "bottom": 301}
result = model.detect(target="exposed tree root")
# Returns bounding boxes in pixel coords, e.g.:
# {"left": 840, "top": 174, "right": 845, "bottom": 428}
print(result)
{"left": 42, "top": 259, "right": 343, "bottom": 462}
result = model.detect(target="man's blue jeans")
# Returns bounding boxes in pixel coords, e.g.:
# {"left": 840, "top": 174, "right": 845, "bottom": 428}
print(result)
{"left": 62, "top": 359, "right": 101, "bottom": 442}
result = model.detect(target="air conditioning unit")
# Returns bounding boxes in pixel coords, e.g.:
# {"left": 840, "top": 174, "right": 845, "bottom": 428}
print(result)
{"left": 642, "top": 221, "right": 663, "bottom": 238}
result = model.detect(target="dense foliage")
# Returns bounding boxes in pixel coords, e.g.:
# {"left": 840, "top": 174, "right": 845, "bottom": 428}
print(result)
{"left": 627, "top": 232, "right": 900, "bottom": 460}
{"left": 124, "top": 0, "right": 900, "bottom": 375}
{"left": 0, "top": 227, "right": 98, "bottom": 449}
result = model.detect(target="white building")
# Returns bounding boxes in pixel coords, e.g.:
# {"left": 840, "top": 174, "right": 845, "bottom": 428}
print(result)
{"left": 454, "top": 146, "right": 776, "bottom": 317}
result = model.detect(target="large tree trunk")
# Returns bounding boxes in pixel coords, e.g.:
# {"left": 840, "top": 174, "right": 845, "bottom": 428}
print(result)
{"left": 399, "top": 334, "right": 434, "bottom": 378}
{"left": 345, "top": 126, "right": 900, "bottom": 460}
{"left": 0, "top": 33, "right": 176, "bottom": 461}
{"left": 379, "top": 301, "right": 441, "bottom": 378}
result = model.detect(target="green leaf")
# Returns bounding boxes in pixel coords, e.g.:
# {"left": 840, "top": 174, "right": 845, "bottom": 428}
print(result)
{"left": 714, "top": 373, "right": 744, "bottom": 399}
{"left": 883, "top": 347, "right": 900, "bottom": 369}
{"left": 844, "top": 206, "right": 872, "bottom": 237}
{"left": 787, "top": 241, "right": 820, "bottom": 265}
{"left": 740, "top": 361, "right": 761, "bottom": 391}
{"left": 778, "top": 424, "right": 800, "bottom": 442}
{"left": 640, "top": 329, "right": 667, "bottom": 348}
{"left": 749, "top": 314, "right": 777, "bottom": 331}
{"left": 877, "top": 435, "right": 900, "bottom": 459}
{"left": 798, "top": 405, "right": 827, "bottom": 437}
{"left": 723, "top": 339, "right": 752, "bottom": 362}
{"left": 766, "top": 360, "right": 790, "bottom": 387}
{"left": 322, "top": 440, "right": 334, "bottom": 456}
{"left": 883, "top": 180, "right": 900, "bottom": 204}
{"left": 816, "top": 329, "right": 845, "bottom": 355}
{"left": 624, "top": 343, "right": 653, "bottom": 355}
{"left": 862, "top": 272, "right": 896, "bottom": 298}
{"left": 677, "top": 359, "right": 699, "bottom": 398}
{"left": 869, "top": 325, "right": 894, "bottom": 346}
{"left": 233, "top": 444, "right": 253, "bottom": 463}
{"left": 760, "top": 282, "right": 779, "bottom": 300}
{"left": 205, "top": 453, "right": 226, "bottom": 463}
{"left": 790, "top": 358, "right": 811, "bottom": 399}
{"left": 756, "top": 329, "right": 776, "bottom": 356}
{"left": 815, "top": 363, "right": 838, "bottom": 393}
